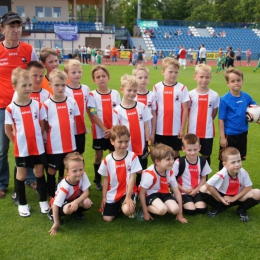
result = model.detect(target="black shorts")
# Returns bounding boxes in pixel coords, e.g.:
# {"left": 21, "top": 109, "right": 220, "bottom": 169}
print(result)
{"left": 200, "top": 58, "right": 206, "bottom": 63}
{"left": 182, "top": 193, "right": 203, "bottom": 205}
{"left": 75, "top": 133, "right": 86, "bottom": 154}
{"left": 219, "top": 131, "right": 247, "bottom": 161}
{"left": 236, "top": 56, "right": 241, "bottom": 61}
{"left": 47, "top": 152, "right": 71, "bottom": 170}
{"left": 199, "top": 138, "right": 213, "bottom": 156}
{"left": 146, "top": 192, "right": 176, "bottom": 206}
{"left": 92, "top": 138, "right": 114, "bottom": 151}
{"left": 15, "top": 153, "right": 47, "bottom": 168}
{"left": 155, "top": 134, "right": 182, "bottom": 151}
{"left": 103, "top": 194, "right": 134, "bottom": 217}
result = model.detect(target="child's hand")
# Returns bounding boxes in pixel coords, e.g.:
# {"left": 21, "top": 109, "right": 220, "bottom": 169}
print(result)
{"left": 143, "top": 212, "right": 154, "bottom": 221}
{"left": 189, "top": 189, "right": 197, "bottom": 197}
{"left": 223, "top": 195, "right": 235, "bottom": 204}
{"left": 68, "top": 201, "right": 78, "bottom": 212}
{"left": 220, "top": 196, "right": 230, "bottom": 205}
{"left": 49, "top": 223, "right": 59, "bottom": 236}
{"left": 101, "top": 198, "right": 106, "bottom": 208}
{"left": 178, "top": 129, "right": 184, "bottom": 139}
{"left": 104, "top": 129, "right": 110, "bottom": 139}
{"left": 220, "top": 137, "right": 228, "bottom": 148}
{"left": 176, "top": 213, "right": 188, "bottom": 223}
{"left": 123, "top": 198, "right": 135, "bottom": 210}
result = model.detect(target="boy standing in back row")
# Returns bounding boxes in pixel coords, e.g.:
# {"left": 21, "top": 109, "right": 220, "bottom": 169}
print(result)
{"left": 153, "top": 57, "right": 189, "bottom": 161}
{"left": 188, "top": 64, "right": 219, "bottom": 165}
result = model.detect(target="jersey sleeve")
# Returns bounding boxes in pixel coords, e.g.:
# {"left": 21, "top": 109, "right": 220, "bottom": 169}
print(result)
{"left": 130, "top": 153, "right": 142, "bottom": 173}
{"left": 207, "top": 173, "right": 224, "bottom": 190}
{"left": 142, "top": 105, "right": 153, "bottom": 123}
{"left": 168, "top": 170, "right": 178, "bottom": 188}
{"left": 150, "top": 92, "right": 156, "bottom": 111}
{"left": 181, "top": 86, "right": 190, "bottom": 103}
{"left": 39, "top": 103, "right": 47, "bottom": 121}
{"left": 98, "top": 158, "right": 108, "bottom": 177}
{"left": 31, "top": 47, "right": 39, "bottom": 61}
{"left": 73, "top": 100, "right": 80, "bottom": 117}
{"left": 140, "top": 171, "right": 154, "bottom": 189}
{"left": 112, "top": 106, "right": 120, "bottom": 125}
{"left": 5, "top": 106, "right": 13, "bottom": 125}
{"left": 87, "top": 92, "right": 96, "bottom": 108}
{"left": 218, "top": 97, "right": 227, "bottom": 120}
{"left": 81, "top": 173, "right": 91, "bottom": 191}
{"left": 213, "top": 92, "right": 220, "bottom": 109}
{"left": 53, "top": 181, "right": 68, "bottom": 207}
{"left": 201, "top": 160, "right": 212, "bottom": 177}
{"left": 241, "top": 169, "right": 253, "bottom": 187}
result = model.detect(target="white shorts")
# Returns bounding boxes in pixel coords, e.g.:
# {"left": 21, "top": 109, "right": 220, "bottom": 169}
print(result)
{"left": 179, "top": 58, "right": 186, "bottom": 66}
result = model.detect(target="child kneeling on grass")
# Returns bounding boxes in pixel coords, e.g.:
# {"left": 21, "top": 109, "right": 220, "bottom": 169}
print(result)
{"left": 138, "top": 143, "right": 187, "bottom": 223}
{"left": 98, "top": 125, "right": 142, "bottom": 222}
{"left": 199, "top": 147, "right": 260, "bottom": 222}
{"left": 48, "top": 152, "right": 92, "bottom": 235}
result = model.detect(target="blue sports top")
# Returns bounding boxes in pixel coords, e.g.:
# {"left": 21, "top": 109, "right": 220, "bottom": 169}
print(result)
{"left": 218, "top": 91, "right": 257, "bottom": 135}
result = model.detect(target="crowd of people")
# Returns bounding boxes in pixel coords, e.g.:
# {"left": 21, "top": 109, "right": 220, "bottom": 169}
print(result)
{"left": 1, "top": 12, "right": 260, "bottom": 236}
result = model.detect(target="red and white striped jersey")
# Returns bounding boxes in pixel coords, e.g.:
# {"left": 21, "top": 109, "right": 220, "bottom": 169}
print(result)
{"left": 12, "top": 88, "right": 51, "bottom": 103}
{"left": 65, "top": 84, "right": 90, "bottom": 135}
{"left": 5, "top": 99, "right": 46, "bottom": 157}
{"left": 153, "top": 82, "right": 189, "bottom": 136}
{"left": 207, "top": 167, "right": 252, "bottom": 196}
{"left": 44, "top": 96, "right": 80, "bottom": 154}
{"left": 188, "top": 89, "right": 219, "bottom": 138}
{"left": 173, "top": 157, "right": 211, "bottom": 194}
{"left": 140, "top": 164, "right": 178, "bottom": 196}
{"left": 87, "top": 89, "right": 121, "bottom": 139}
{"left": 98, "top": 151, "right": 142, "bottom": 203}
{"left": 134, "top": 91, "right": 156, "bottom": 134}
{"left": 52, "top": 173, "right": 91, "bottom": 207}
{"left": 113, "top": 102, "right": 153, "bottom": 156}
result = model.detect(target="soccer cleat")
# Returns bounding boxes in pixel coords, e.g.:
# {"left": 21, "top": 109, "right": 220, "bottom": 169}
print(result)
{"left": 47, "top": 210, "right": 64, "bottom": 225}
{"left": 136, "top": 205, "right": 145, "bottom": 222}
{"left": 76, "top": 211, "right": 85, "bottom": 220}
{"left": 12, "top": 192, "right": 19, "bottom": 206}
{"left": 18, "top": 204, "right": 31, "bottom": 217}
{"left": 207, "top": 207, "right": 223, "bottom": 218}
{"left": 236, "top": 208, "right": 249, "bottom": 222}
{"left": 96, "top": 181, "right": 103, "bottom": 191}
{"left": 39, "top": 201, "right": 50, "bottom": 214}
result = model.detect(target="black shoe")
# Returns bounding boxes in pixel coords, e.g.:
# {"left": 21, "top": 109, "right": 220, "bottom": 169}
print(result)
{"left": 12, "top": 192, "right": 19, "bottom": 206}
{"left": 96, "top": 181, "right": 103, "bottom": 191}
{"left": 236, "top": 208, "right": 249, "bottom": 222}
{"left": 47, "top": 210, "right": 64, "bottom": 225}
{"left": 76, "top": 211, "right": 85, "bottom": 220}
{"left": 207, "top": 207, "right": 223, "bottom": 218}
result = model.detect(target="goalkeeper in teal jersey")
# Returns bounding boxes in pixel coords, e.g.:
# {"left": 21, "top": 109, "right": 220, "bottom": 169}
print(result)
{"left": 253, "top": 57, "right": 260, "bottom": 72}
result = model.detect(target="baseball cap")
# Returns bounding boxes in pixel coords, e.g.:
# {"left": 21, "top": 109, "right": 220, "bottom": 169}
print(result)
{"left": 0, "top": 12, "right": 22, "bottom": 25}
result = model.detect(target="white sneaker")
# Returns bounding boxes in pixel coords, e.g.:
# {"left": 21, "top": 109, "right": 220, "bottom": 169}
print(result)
{"left": 39, "top": 201, "right": 50, "bottom": 214}
{"left": 18, "top": 204, "right": 31, "bottom": 217}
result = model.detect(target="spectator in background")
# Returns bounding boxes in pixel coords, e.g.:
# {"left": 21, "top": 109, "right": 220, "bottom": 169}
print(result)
{"left": 120, "top": 43, "right": 124, "bottom": 52}
{"left": 177, "top": 28, "right": 183, "bottom": 35}
{"left": 25, "top": 16, "right": 30, "bottom": 25}
{"left": 149, "top": 28, "right": 155, "bottom": 38}
{"left": 199, "top": 44, "right": 207, "bottom": 64}
{"left": 32, "top": 16, "right": 37, "bottom": 24}
{"left": 236, "top": 48, "right": 242, "bottom": 66}
{"left": 246, "top": 48, "right": 252, "bottom": 66}
{"left": 187, "top": 30, "right": 191, "bottom": 36}
{"left": 144, "top": 28, "right": 149, "bottom": 34}
{"left": 226, "top": 47, "right": 235, "bottom": 68}
{"left": 165, "top": 31, "right": 171, "bottom": 38}
{"left": 111, "top": 45, "right": 118, "bottom": 64}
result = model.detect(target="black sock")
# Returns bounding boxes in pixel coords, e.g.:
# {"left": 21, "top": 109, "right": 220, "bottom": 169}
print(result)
{"left": 94, "top": 164, "right": 101, "bottom": 183}
{"left": 16, "top": 179, "right": 27, "bottom": 205}
{"left": 136, "top": 173, "right": 141, "bottom": 187}
{"left": 183, "top": 208, "right": 197, "bottom": 215}
{"left": 14, "top": 166, "right": 17, "bottom": 194}
{"left": 238, "top": 198, "right": 260, "bottom": 211}
{"left": 47, "top": 173, "right": 56, "bottom": 198}
{"left": 36, "top": 175, "right": 47, "bottom": 201}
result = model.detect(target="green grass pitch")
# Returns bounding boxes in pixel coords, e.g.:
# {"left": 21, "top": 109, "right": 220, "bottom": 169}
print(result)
{"left": 1, "top": 63, "right": 260, "bottom": 260}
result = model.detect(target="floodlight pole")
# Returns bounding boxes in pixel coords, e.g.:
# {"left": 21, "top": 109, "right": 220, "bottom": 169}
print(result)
{"left": 137, "top": 0, "right": 141, "bottom": 19}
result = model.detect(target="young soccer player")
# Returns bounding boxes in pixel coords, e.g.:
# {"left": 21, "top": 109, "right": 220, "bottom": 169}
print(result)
{"left": 153, "top": 57, "right": 189, "bottom": 161}
{"left": 96, "top": 51, "right": 102, "bottom": 65}
{"left": 64, "top": 59, "right": 90, "bottom": 155}
{"left": 40, "top": 47, "right": 59, "bottom": 94}
{"left": 173, "top": 134, "right": 211, "bottom": 215}
{"left": 44, "top": 69, "right": 80, "bottom": 198}
{"left": 216, "top": 56, "right": 222, "bottom": 74}
{"left": 98, "top": 125, "right": 142, "bottom": 222}
{"left": 188, "top": 64, "right": 219, "bottom": 165}
{"left": 153, "top": 52, "right": 158, "bottom": 69}
{"left": 133, "top": 65, "right": 156, "bottom": 144}
{"left": 87, "top": 65, "right": 121, "bottom": 190}
{"left": 200, "top": 147, "right": 260, "bottom": 222}
{"left": 138, "top": 143, "right": 187, "bottom": 223}
{"left": 5, "top": 68, "right": 49, "bottom": 217}
{"left": 113, "top": 75, "right": 152, "bottom": 188}
{"left": 48, "top": 152, "right": 92, "bottom": 235}
{"left": 218, "top": 68, "right": 257, "bottom": 170}
{"left": 12, "top": 61, "right": 51, "bottom": 205}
